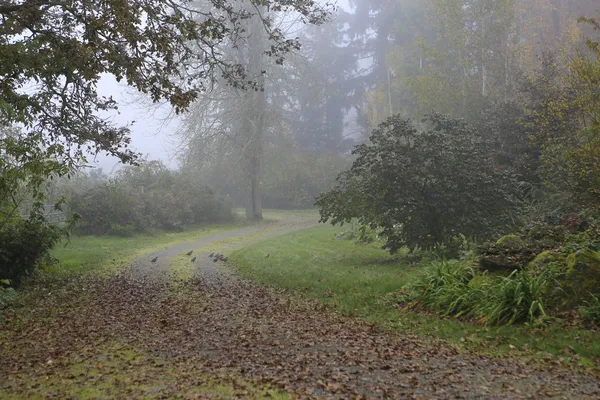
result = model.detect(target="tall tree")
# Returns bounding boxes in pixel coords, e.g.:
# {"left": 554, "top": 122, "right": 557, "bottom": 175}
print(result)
{"left": 0, "top": 0, "right": 331, "bottom": 217}
{"left": 290, "top": 21, "right": 362, "bottom": 152}
{"left": 179, "top": 2, "right": 297, "bottom": 220}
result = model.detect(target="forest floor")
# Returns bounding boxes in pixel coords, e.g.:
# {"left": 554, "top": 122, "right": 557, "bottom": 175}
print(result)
{"left": 2, "top": 213, "right": 600, "bottom": 399}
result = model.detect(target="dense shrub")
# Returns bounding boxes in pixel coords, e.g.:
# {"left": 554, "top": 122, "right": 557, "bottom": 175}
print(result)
{"left": 69, "top": 161, "right": 233, "bottom": 235}
{"left": 398, "top": 260, "right": 562, "bottom": 325}
{"left": 0, "top": 214, "right": 64, "bottom": 284}
{"left": 480, "top": 268, "right": 559, "bottom": 325}
{"left": 334, "top": 220, "right": 381, "bottom": 244}
{"left": 579, "top": 294, "right": 600, "bottom": 325}
{"left": 398, "top": 260, "right": 488, "bottom": 319}
{"left": 0, "top": 286, "right": 16, "bottom": 310}
{"left": 477, "top": 220, "right": 600, "bottom": 273}
{"left": 317, "top": 113, "right": 521, "bottom": 254}
{"left": 70, "top": 180, "right": 143, "bottom": 235}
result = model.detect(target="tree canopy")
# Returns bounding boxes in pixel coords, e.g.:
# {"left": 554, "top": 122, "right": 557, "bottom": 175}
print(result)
{"left": 0, "top": 0, "right": 331, "bottom": 165}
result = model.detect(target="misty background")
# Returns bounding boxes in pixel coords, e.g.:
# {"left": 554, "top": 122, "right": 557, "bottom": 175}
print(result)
{"left": 94, "top": 0, "right": 356, "bottom": 173}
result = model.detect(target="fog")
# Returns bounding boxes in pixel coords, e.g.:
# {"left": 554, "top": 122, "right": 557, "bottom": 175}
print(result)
{"left": 93, "top": 75, "right": 180, "bottom": 172}
{"left": 4, "top": 1, "right": 600, "bottom": 396}
{"left": 93, "top": 0, "right": 355, "bottom": 173}
{"left": 69, "top": 0, "right": 600, "bottom": 220}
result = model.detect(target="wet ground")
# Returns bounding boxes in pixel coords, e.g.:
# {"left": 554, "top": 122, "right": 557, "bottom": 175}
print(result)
{"left": 1, "top": 215, "right": 599, "bottom": 399}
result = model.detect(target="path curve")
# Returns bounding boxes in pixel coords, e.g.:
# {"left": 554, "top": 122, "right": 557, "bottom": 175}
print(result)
{"left": 1, "top": 213, "right": 599, "bottom": 399}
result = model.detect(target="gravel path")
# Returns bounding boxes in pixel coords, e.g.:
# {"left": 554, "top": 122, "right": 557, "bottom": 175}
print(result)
{"left": 1, "top": 215, "right": 599, "bottom": 399}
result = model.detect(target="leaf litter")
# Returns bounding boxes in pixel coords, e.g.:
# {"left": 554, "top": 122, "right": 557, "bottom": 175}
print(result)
{"left": 1, "top": 219, "right": 600, "bottom": 399}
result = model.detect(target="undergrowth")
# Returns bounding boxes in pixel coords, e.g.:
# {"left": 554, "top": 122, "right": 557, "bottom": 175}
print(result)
{"left": 230, "top": 225, "right": 600, "bottom": 366}
{"left": 399, "top": 260, "right": 563, "bottom": 326}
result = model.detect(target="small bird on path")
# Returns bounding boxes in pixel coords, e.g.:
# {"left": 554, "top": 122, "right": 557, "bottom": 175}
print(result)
{"left": 265, "top": 254, "right": 270, "bottom": 259}
{"left": 209, "top": 252, "right": 214, "bottom": 257}
{"left": 186, "top": 250, "right": 193, "bottom": 256}
{"left": 151, "top": 256, "right": 158, "bottom": 263}
{"left": 191, "top": 257, "right": 197, "bottom": 262}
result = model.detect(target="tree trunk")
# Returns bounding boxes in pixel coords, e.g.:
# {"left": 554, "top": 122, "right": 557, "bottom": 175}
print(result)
{"left": 243, "top": 11, "right": 266, "bottom": 221}
{"left": 245, "top": 153, "right": 263, "bottom": 221}
{"left": 243, "top": 87, "right": 265, "bottom": 221}
{"left": 386, "top": 66, "right": 394, "bottom": 117}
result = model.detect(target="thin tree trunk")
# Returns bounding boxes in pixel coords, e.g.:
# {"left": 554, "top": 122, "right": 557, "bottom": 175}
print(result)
{"left": 243, "top": 12, "right": 266, "bottom": 221}
{"left": 459, "top": 48, "right": 466, "bottom": 115}
{"left": 245, "top": 154, "right": 262, "bottom": 220}
{"left": 386, "top": 66, "right": 394, "bottom": 117}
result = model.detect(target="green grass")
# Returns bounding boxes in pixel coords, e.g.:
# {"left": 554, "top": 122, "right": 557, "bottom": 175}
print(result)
{"left": 48, "top": 209, "right": 319, "bottom": 278}
{"left": 231, "top": 225, "right": 422, "bottom": 316}
{"left": 230, "top": 224, "right": 600, "bottom": 368}
{"left": 50, "top": 221, "right": 247, "bottom": 276}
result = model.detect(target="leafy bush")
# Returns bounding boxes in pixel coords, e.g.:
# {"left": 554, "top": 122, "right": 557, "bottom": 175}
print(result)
{"left": 399, "top": 260, "right": 488, "bottom": 318}
{"left": 317, "top": 113, "right": 521, "bottom": 254}
{"left": 109, "top": 224, "right": 137, "bottom": 237}
{"left": 69, "top": 161, "right": 233, "bottom": 235}
{"left": 334, "top": 220, "right": 380, "bottom": 244}
{"left": 476, "top": 222, "right": 600, "bottom": 273}
{"left": 579, "top": 294, "right": 600, "bottom": 325}
{"left": 399, "top": 260, "right": 562, "bottom": 325}
{"left": 0, "top": 286, "right": 16, "bottom": 310}
{"left": 70, "top": 180, "right": 142, "bottom": 235}
{"left": 0, "top": 214, "right": 64, "bottom": 284}
{"left": 524, "top": 31, "right": 600, "bottom": 211}
{"left": 478, "top": 268, "right": 559, "bottom": 325}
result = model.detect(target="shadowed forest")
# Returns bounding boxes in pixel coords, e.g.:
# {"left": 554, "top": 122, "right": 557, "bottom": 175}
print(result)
{"left": 2, "top": 0, "right": 600, "bottom": 398}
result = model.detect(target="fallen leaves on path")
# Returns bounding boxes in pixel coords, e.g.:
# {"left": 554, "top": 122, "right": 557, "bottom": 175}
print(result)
{"left": 2, "top": 222, "right": 600, "bottom": 399}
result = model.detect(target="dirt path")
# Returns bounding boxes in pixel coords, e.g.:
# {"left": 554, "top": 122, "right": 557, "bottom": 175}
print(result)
{"left": 1, "top": 215, "right": 600, "bottom": 399}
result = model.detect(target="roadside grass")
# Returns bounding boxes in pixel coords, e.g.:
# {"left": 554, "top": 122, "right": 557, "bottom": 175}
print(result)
{"left": 49, "top": 221, "right": 251, "bottom": 277}
{"left": 49, "top": 209, "right": 317, "bottom": 279}
{"left": 229, "top": 224, "right": 600, "bottom": 368}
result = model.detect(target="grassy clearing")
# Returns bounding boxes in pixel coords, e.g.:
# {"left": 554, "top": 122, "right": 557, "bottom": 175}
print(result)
{"left": 229, "top": 224, "right": 600, "bottom": 367}
{"left": 49, "top": 221, "right": 250, "bottom": 277}
{"left": 48, "top": 208, "right": 314, "bottom": 278}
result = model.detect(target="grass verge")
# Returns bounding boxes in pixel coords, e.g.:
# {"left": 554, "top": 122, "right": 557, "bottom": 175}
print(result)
{"left": 49, "top": 221, "right": 248, "bottom": 276}
{"left": 48, "top": 208, "right": 312, "bottom": 278}
{"left": 229, "top": 224, "right": 600, "bottom": 368}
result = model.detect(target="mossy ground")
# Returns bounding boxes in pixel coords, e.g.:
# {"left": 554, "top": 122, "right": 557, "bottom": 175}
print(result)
{"left": 0, "top": 340, "right": 289, "bottom": 399}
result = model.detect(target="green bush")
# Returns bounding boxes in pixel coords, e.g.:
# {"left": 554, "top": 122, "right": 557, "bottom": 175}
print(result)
{"left": 69, "top": 162, "right": 233, "bottom": 235}
{"left": 400, "top": 260, "right": 489, "bottom": 319}
{"left": 579, "top": 294, "right": 600, "bottom": 325}
{"left": 399, "top": 260, "right": 562, "bottom": 325}
{"left": 334, "top": 220, "right": 380, "bottom": 244}
{"left": 109, "top": 224, "right": 137, "bottom": 237}
{"left": 70, "top": 180, "right": 142, "bottom": 235}
{"left": 0, "top": 286, "right": 16, "bottom": 310}
{"left": 0, "top": 214, "right": 64, "bottom": 284}
{"left": 317, "top": 113, "right": 521, "bottom": 254}
{"left": 562, "top": 248, "right": 600, "bottom": 307}
{"left": 478, "top": 268, "right": 559, "bottom": 325}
